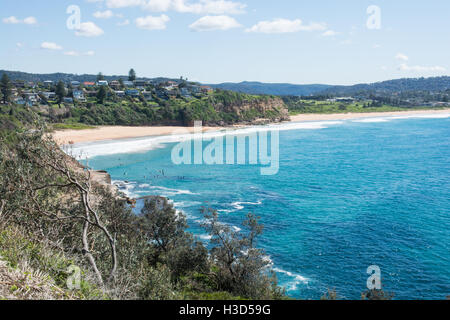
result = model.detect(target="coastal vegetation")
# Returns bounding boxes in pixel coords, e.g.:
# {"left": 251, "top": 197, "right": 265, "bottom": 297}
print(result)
{"left": 0, "top": 112, "right": 285, "bottom": 300}
{"left": 65, "top": 90, "right": 287, "bottom": 127}
{"left": 282, "top": 96, "right": 448, "bottom": 115}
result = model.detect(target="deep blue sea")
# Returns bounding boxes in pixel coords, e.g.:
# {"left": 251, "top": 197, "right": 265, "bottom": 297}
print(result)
{"left": 74, "top": 114, "right": 450, "bottom": 300}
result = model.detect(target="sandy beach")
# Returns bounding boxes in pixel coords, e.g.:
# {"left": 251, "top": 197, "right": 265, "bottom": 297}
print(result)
{"left": 52, "top": 109, "right": 450, "bottom": 145}
{"left": 288, "top": 109, "right": 450, "bottom": 122}
{"left": 52, "top": 125, "right": 223, "bottom": 145}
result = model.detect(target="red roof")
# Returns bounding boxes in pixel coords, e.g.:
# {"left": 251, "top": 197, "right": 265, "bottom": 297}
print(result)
{"left": 84, "top": 82, "right": 95, "bottom": 85}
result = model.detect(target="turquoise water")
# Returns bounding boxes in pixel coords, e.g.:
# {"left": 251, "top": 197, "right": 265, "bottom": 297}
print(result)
{"left": 76, "top": 115, "right": 450, "bottom": 300}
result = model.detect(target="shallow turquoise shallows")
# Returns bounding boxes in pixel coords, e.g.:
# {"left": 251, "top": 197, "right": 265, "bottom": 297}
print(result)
{"left": 78, "top": 114, "right": 450, "bottom": 300}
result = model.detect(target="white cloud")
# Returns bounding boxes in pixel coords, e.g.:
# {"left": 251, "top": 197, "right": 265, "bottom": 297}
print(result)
{"left": 23, "top": 16, "right": 37, "bottom": 25}
{"left": 64, "top": 51, "right": 80, "bottom": 56}
{"left": 3, "top": 16, "right": 20, "bottom": 24}
{"left": 398, "top": 63, "right": 445, "bottom": 73}
{"left": 142, "top": 0, "right": 172, "bottom": 11}
{"left": 103, "top": 0, "right": 246, "bottom": 14}
{"left": 395, "top": 53, "right": 409, "bottom": 61}
{"left": 64, "top": 50, "right": 96, "bottom": 56}
{"left": 171, "top": 0, "right": 246, "bottom": 14}
{"left": 106, "top": 0, "right": 144, "bottom": 8}
{"left": 117, "top": 19, "right": 130, "bottom": 26}
{"left": 373, "top": 44, "right": 381, "bottom": 49}
{"left": 41, "top": 42, "right": 63, "bottom": 50}
{"left": 93, "top": 10, "right": 115, "bottom": 19}
{"left": 75, "top": 22, "right": 104, "bottom": 37}
{"left": 3, "top": 16, "right": 37, "bottom": 24}
{"left": 322, "top": 30, "right": 338, "bottom": 37}
{"left": 189, "top": 15, "right": 241, "bottom": 31}
{"left": 16, "top": 42, "right": 24, "bottom": 48}
{"left": 246, "top": 18, "right": 326, "bottom": 34}
{"left": 135, "top": 14, "right": 170, "bottom": 30}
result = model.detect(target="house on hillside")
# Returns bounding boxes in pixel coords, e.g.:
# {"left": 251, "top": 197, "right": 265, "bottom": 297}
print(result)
{"left": 97, "top": 80, "right": 109, "bottom": 86}
{"left": 73, "top": 90, "right": 86, "bottom": 102}
{"left": 27, "top": 82, "right": 36, "bottom": 89}
{"left": 142, "top": 91, "right": 153, "bottom": 101}
{"left": 123, "top": 81, "right": 134, "bottom": 88}
{"left": 23, "top": 92, "right": 39, "bottom": 105}
{"left": 109, "top": 80, "right": 121, "bottom": 90}
{"left": 64, "top": 97, "right": 74, "bottom": 104}
{"left": 42, "top": 92, "right": 56, "bottom": 100}
{"left": 43, "top": 80, "right": 54, "bottom": 88}
{"left": 114, "top": 90, "right": 125, "bottom": 97}
{"left": 200, "top": 86, "right": 213, "bottom": 93}
{"left": 71, "top": 81, "right": 81, "bottom": 88}
{"left": 134, "top": 80, "right": 147, "bottom": 88}
{"left": 83, "top": 82, "right": 95, "bottom": 88}
{"left": 17, "top": 98, "right": 34, "bottom": 107}
{"left": 13, "top": 81, "right": 26, "bottom": 88}
{"left": 180, "top": 87, "right": 191, "bottom": 98}
{"left": 155, "top": 89, "right": 168, "bottom": 99}
{"left": 164, "top": 81, "right": 178, "bottom": 91}
{"left": 125, "top": 89, "right": 139, "bottom": 97}
{"left": 85, "top": 91, "right": 97, "bottom": 97}
{"left": 190, "top": 85, "right": 201, "bottom": 94}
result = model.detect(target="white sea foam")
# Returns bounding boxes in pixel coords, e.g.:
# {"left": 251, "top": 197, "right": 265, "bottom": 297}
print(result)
{"left": 218, "top": 200, "right": 263, "bottom": 213}
{"left": 199, "top": 234, "right": 212, "bottom": 241}
{"left": 173, "top": 201, "right": 202, "bottom": 208}
{"left": 353, "top": 118, "right": 390, "bottom": 123}
{"left": 353, "top": 112, "right": 450, "bottom": 123}
{"left": 146, "top": 185, "right": 198, "bottom": 196}
{"left": 273, "top": 267, "right": 309, "bottom": 292}
{"left": 112, "top": 180, "right": 139, "bottom": 198}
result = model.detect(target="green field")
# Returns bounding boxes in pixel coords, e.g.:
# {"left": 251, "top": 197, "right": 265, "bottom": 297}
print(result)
{"left": 284, "top": 99, "right": 445, "bottom": 115}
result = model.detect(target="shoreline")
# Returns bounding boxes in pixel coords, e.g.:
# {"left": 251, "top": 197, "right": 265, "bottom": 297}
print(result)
{"left": 52, "top": 108, "right": 450, "bottom": 145}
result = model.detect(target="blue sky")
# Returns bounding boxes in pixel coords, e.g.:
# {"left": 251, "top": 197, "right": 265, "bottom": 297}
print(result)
{"left": 0, "top": 0, "right": 449, "bottom": 85}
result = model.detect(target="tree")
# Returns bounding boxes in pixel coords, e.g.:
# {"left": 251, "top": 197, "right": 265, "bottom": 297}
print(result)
{"left": 1, "top": 73, "right": 12, "bottom": 104}
{"left": 97, "top": 85, "right": 107, "bottom": 104}
{"left": 137, "top": 197, "right": 208, "bottom": 277}
{"left": 202, "top": 209, "right": 283, "bottom": 299}
{"left": 138, "top": 197, "right": 190, "bottom": 259}
{"left": 97, "top": 72, "right": 105, "bottom": 82}
{"left": 55, "top": 81, "right": 66, "bottom": 105}
{"left": 118, "top": 78, "right": 124, "bottom": 89}
{"left": 128, "top": 69, "right": 136, "bottom": 82}
{"left": 361, "top": 287, "right": 394, "bottom": 300}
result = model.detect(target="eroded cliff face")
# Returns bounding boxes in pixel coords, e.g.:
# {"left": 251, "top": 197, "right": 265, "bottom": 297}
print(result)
{"left": 212, "top": 96, "right": 290, "bottom": 125}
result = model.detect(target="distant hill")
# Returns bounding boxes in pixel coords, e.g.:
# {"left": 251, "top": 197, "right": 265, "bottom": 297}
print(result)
{"left": 321, "top": 77, "right": 450, "bottom": 96}
{"left": 209, "top": 81, "right": 332, "bottom": 96}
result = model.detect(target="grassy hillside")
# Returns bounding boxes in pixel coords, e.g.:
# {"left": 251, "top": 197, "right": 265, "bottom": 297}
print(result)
{"left": 38, "top": 90, "right": 288, "bottom": 127}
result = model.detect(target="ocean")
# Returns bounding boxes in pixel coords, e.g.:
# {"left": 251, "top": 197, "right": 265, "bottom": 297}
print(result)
{"left": 71, "top": 113, "right": 450, "bottom": 300}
